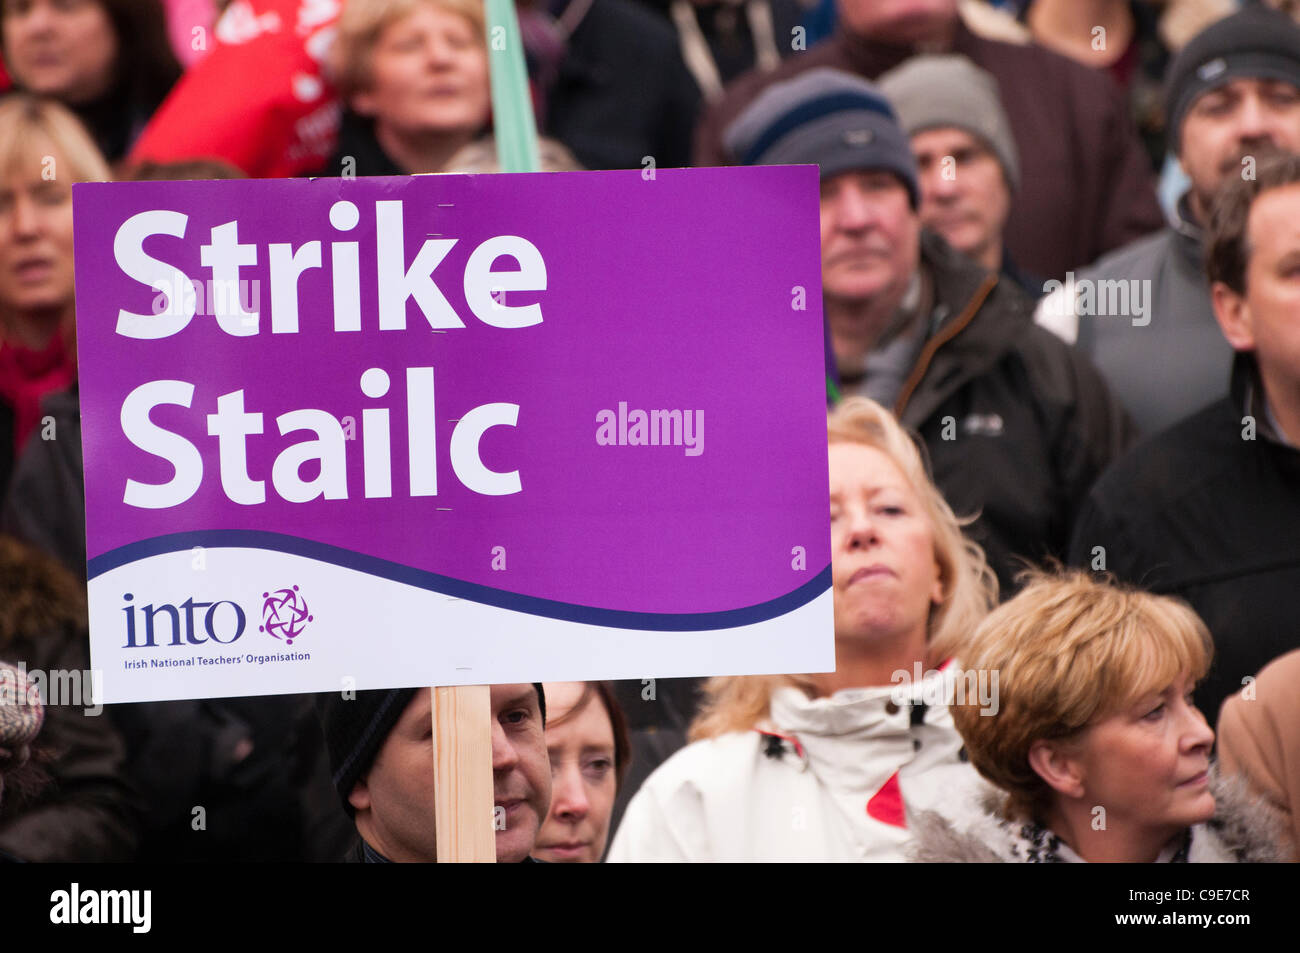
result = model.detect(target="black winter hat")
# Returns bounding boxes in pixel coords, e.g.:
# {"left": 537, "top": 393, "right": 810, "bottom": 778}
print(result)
{"left": 316, "top": 682, "right": 547, "bottom": 815}
{"left": 1165, "top": 5, "right": 1300, "bottom": 155}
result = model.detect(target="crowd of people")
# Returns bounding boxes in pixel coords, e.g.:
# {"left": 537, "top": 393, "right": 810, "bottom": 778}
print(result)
{"left": 0, "top": 0, "right": 1296, "bottom": 864}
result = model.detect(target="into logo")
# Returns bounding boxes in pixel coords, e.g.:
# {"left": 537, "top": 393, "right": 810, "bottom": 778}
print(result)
{"left": 260, "top": 586, "right": 313, "bottom": 645}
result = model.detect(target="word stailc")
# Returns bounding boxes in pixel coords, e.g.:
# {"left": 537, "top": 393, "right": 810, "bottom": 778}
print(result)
{"left": 110, "top": 199, "right": 544, "bottom": 509}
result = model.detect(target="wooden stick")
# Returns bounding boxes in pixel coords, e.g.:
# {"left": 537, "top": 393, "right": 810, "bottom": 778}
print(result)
{"left": 431, "top": 684, "right": 495, "bottom": 863}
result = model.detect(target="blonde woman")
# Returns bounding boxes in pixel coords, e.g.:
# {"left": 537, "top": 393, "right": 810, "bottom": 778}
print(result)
{"left": 910, "top": 570, "right": 1287, "bottom": 863}
{"left": 323, "top": 0, "right": 490, "bottom": 176}
{"left": 0, "top": 95, "right": 111, "bottom": 494}
{"left": 606, "top": 397, "right": 998, "bottom": 862}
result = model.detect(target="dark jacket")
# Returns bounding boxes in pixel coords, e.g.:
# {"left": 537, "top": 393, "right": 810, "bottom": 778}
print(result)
{"left": 1, "top": 389, "right": 355, "bottom": 861}
{"left": 694, "top": 20, "right": 1164, "bottom": 278}
{"left": 609, "top": 676, "right": 703, "bottom": 842}
{"left": 881, "top": 233, "right": 1134, "bottom": 592}
{"left": 1068, "top": 356, "right": 1300, "bottom": 723}
{"left": 543, "top": 0, "right": 701, "bottom": 170}
{"left": 1040, "top": 193, "right": 1234, "bottom": 437}
{"left": 638, "top": 0, "right": 807, "bottom": 88}
{"left": 0, "top": 537, "right": 139, "bottom": 861}
{"left": 317, "top": 110, "right": 405, "bottom": 179}
{"left": 2, "top": 388, "right": 84, "bottom": 578}
{"left": 0, "top": 396, "right": 12, "bottom": 502}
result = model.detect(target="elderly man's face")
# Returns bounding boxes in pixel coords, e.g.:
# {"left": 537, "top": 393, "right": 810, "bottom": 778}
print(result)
{"left": 1180, "top": 78, "right": 1300, "bottom": 221}
{"left": 820, "top": 170, "right": 921, "bottom": 307}
{"left": 837, "top": 0, "right": 959, "bottom": 45}
{"left": 349, "top": 683, "right": 550, "bottom": 862}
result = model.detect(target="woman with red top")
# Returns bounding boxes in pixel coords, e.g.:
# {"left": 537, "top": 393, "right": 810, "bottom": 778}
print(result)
{"left": 0, "top": 94, "right": 109, "bottom": 495}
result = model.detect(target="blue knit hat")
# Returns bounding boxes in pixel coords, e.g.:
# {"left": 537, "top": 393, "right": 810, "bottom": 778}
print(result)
{"left": 724, "top": 68, "right": 920, "bottom": 207}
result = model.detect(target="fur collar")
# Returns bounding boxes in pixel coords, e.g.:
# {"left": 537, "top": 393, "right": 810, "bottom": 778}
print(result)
{"left": 907, "top": 768, "right": 1291, "bottom": 863}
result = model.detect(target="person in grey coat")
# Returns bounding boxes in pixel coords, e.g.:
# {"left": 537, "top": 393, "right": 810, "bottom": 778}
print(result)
{"left": 1035, "top": 6, "right": 1300, "bottom": 436}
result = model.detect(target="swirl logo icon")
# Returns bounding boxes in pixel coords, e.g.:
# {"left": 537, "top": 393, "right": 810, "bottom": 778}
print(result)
{"left": 260, "top": 586, "right": 313, "bottom": 645}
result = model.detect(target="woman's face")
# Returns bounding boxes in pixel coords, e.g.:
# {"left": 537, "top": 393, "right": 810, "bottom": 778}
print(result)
{"left": 829, "top": 442, "right": 943, "bottom": 642}
{"left": 532, "top": 682, "right": 618, "bottom": 864}
{"left": 0, "top": 142, "right": 77, "bottom": 317}
{"left": 1065, "top": 671, "right": 1216, "bottom": 840}
{"left": 2, "top": 0, "right": 118, "bottom": 105}
{"left": 352, "top": 3, "right": 490, "bottom": 141}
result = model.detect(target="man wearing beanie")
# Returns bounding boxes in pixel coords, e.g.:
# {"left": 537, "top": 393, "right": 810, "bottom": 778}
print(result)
{"left": 725, "top": 68, "right": 1132, "bottom": 592}
{"left": 317, "top": 682, "right": 550, "bottom": 862}
{"left": 1035, "top": 5, "right": 1300, "bottom": 437}
{"left": 696, "top": 0, "right": 1165, "bottom": 280}
{"left": 879, "top": 54, "right": 1041, "bottom": 297}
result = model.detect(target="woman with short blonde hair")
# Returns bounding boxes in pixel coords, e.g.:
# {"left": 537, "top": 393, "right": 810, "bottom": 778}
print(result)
{"left": 912, "top": 569, "right": 1286, "bottom": 862}
{"left": 608, "top": 398, "right": 998, "bottom": 862}
{"left": 331, "top": 0, "right": 487, "bottom": 100}
{"left": 323, "top": 0, "right": 490, "bottom": 176}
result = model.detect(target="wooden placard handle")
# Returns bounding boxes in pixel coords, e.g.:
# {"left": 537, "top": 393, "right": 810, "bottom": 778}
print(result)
{"left": 431, "top": 684, "right": 495, "bottom": 862}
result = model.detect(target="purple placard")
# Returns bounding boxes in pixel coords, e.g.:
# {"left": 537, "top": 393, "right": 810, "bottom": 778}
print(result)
{"left": 74, "top": 168, "right": 833, "bottom": 702}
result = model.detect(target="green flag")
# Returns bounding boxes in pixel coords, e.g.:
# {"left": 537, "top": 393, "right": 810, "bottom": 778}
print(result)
{"left": 485, "top": 0, "right": 541, "bottom": 174}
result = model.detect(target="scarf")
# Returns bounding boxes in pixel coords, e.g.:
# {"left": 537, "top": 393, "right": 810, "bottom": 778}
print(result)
{"left": 0, "top": 334, "right": 75, "bottom": 455}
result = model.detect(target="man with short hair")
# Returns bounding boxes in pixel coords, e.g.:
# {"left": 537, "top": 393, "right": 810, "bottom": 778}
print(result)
{"left": 317, "top": 682, "right": 550, "bottom": 862}
{"left": 696, "top": 0, "right": 1164, "bottom": 279}
{"left": 879, "top": 53, "right": 1040, "bottom": 296}
{"left": 726, "top": 67, "right": 1132, "bottom": 591}
{"left": 1069, "top": 151, "right": 1300, "bottom": 724}
{"left": 1036, "top": 6, "right": 1300, "bottom": 436}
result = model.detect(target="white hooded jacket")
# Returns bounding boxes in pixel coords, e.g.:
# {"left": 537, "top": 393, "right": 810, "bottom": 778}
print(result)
{"left": 606, "top": 668, "right": 983, "bottom": 862}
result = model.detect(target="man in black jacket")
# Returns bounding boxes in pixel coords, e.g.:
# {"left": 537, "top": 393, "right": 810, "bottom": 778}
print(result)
{"left": 725, "top": 68, "right": 1134, "bottom": 593}
{"left": 1069, "top": 152, "right": 1300, "bottom": 724}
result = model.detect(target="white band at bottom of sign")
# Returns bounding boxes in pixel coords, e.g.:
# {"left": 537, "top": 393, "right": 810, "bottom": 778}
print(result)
{"left": 88, "top": 547, "right": 836, "bottom": 704}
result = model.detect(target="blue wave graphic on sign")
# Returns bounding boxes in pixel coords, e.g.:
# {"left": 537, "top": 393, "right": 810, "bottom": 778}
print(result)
{"left": 87, "top": 530, "right": 830, "bottom": 632}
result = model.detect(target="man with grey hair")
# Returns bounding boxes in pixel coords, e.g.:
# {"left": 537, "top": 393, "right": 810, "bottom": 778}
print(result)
{"left": 1035, "top": 5, "right": 1300, "bottom": 436}
{"left": 725, "top": 67, "right": 1132, "bottom": 592}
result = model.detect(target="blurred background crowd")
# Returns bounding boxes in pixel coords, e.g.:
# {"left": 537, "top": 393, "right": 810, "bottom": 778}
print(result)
{"left": 0, "top": 0, "right": 1297, "bottom": 864}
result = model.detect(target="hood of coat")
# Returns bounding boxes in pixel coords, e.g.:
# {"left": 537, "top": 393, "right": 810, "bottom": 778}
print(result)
{"left": 907, "top": 766, "right": 1291, "bottom": 863}
{"left": 765, "top": 665, "right": 965, "bottom": 793}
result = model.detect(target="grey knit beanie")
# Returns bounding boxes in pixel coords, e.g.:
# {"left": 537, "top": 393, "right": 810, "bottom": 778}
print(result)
{"left": 878, "top": 53, "right": 1021, "bottom": 193}
{"left": 1165, "top": 5, "right": 1300, "bottom": 156}
{"left": 724, "top": 67, "right": 920, "bottom": 207}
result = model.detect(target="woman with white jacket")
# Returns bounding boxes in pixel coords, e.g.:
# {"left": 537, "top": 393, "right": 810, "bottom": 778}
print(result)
{"left": 606, "top": 397, "right": 999, "bottom": 862}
